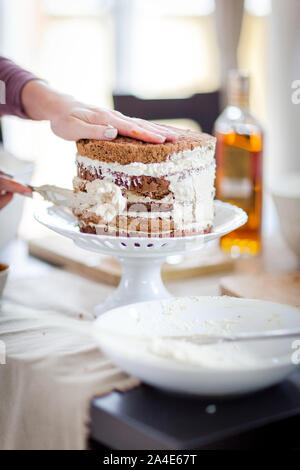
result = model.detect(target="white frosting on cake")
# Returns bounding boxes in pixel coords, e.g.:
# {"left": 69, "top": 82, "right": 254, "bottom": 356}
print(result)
{"left": 73, "top": 178, "right": 174, "bottom": 205}
{"left": 75, "top": 145, "right": 216, "bottom": 234}
{"left": 72, "top": 179, "right": 126, "bottom": 222}
{"left": 76, "top": 146, "right": 215, "bottom": 178}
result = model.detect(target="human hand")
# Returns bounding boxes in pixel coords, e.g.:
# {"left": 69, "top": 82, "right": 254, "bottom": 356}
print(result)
{"left": 50, "top": 105, "right": 178, "bottom": 143}
{"left": 22, "top": 81, "right": 178, "bottom": 143}
{"left": 0, "top": 172, "right": 32, "bottom": 210}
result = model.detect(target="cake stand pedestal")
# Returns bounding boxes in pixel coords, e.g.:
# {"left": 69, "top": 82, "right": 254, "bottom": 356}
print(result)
{"left": 94, "top": 257, "right": 171, "bottom": 315}
{"left": 34, "top": 201, "right": 247, "bottom": 316}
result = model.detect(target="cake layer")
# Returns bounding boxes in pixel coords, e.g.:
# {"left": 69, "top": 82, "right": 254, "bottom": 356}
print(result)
{"left": 76, "top": 127, "right": 216, "bottom": 165}
{"left": 73, "top": 155, "right": 216, "bottom": 233}
{"left": 76, "top": 212, "right": 178, "bottom": 233}
{"left": 74, "top": 191, "right": 214, "bottom": 232}
{"left": 76, "top": 145, "right": 216, "bottom": 199}
{"left": 74, "top": 199, "right": 212, "bottom": 224}
{"left": 73, "top": 177, "right": 174, "bottom": 211}
{"left": 78, "top": 221, "right": 212, "bottom": 238}
{"left": 77, "top": 162, "right": 171, "bottom": 197}
{"left": 76, "top": 146, "right": 215, "bottom": 179}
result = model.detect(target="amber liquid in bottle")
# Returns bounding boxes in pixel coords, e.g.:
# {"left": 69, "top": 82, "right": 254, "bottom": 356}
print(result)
{"left": 214, "top": 71, "right": 263, "bottom": 257}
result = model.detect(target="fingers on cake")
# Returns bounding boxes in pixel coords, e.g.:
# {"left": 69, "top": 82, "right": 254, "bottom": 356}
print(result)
{"left": 73, "top": 126, "right": 216, "bottom": 238}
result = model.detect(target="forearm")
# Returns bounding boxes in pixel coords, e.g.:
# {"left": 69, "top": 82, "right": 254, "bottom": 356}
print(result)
{"left": 0, "top": 56, "right": 38, "bottom": 118}
{"left": 21, "top": 80, "right": 76, "bottom": 121}
{"left": 5, "top": 58, "right": 177, "bottom": 143}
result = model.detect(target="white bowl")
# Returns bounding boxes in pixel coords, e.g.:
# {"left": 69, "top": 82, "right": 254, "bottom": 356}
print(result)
{"left": 272, "top": 173, "right": 300, "bottom": 261}
{"left": 0, "top": 264, "right": 9, "bottom": 297}
{"left": 94, "top": 296, "right": 300, "bottom": 397}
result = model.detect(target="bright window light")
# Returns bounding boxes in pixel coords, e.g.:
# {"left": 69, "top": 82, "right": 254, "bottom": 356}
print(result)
{"left": 136, "top": 0, "right": 215, "bottom": 17}
{"left": 245, "top": 0, "right": 272, "bottom": 17}
{"left": 41, "top": 0, "right": 112, "bottom": 16}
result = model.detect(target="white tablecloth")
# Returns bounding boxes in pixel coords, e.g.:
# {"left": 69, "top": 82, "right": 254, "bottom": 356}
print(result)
{"left": 0, "top": 249, "right": 223, "bottom": 451}
{"left": 0, "top": 269, "right": 139, "bottom": 450}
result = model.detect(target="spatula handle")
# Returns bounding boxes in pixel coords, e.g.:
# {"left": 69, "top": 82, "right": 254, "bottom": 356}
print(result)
{"left": 0, "top": 172, "right": 33, "bottom": 196}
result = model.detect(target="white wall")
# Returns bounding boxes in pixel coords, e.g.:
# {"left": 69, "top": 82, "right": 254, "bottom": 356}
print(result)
{"left": 268, "top": 0, "right": 300, "bottom": 185}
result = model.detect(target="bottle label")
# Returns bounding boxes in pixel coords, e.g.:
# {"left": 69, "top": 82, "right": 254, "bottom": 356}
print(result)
{"left": 223, "top": 145, "right": 250, "bottom": 178}
{"left": 220, "top": 177, "right": 252, "bottom": 198}
{"left": 220, "top": 145, "right": 252, "bottom": 200}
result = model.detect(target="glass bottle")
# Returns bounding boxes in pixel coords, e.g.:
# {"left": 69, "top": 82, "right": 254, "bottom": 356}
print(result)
{"left": 214, "top": 70, "right": 263, "bottom": 257}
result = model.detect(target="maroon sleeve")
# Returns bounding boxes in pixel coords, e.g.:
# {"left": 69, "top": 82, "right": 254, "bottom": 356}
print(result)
{"left": 0, "top": 56, "right": 39, "bottom": 119}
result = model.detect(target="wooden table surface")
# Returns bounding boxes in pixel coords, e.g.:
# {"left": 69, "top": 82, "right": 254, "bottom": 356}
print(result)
{"left": 1, "top": 234, "right": 298, "bottom": 298}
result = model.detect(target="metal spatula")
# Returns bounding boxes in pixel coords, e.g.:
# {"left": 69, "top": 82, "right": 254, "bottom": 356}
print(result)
{"left": 29, "top": 184, "right": 79, "bottom": 206}
{"left": 163, "top": 328, "right": 300, "bottom": 345}
{"left": 1, "top": 173, "right": 82, "bottom": 207}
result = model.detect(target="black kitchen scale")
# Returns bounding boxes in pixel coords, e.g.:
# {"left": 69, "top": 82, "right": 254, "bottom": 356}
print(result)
{"left": 89, "top": 370, "right": 300, "bottom": 450}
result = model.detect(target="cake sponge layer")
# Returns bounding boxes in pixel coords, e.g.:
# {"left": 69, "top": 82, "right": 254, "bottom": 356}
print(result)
{"left": 76, "top": 126, "right": 216, "bottom": 165}
{"left": 78, "top": 221, "right": 212, "bottom": 238}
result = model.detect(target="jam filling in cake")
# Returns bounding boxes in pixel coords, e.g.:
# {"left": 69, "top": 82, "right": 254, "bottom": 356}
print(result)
{"left": 73, "top": 127, "right": 216, "bottom": 238}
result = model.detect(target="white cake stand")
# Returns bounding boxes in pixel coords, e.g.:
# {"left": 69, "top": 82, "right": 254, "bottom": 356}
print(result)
{"left": 34, "top": 201, "right": 247, "bottom": 316}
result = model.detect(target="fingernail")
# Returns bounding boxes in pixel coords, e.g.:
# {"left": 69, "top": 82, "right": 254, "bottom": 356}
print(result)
{"left": 167, "top": 131, "right": 177, "bottom": 138}
{"left": 24, "top": 187, "right": 33, "bottom": 194}
{"left": 104, "top": 127, "right": 117, "bottom": 139}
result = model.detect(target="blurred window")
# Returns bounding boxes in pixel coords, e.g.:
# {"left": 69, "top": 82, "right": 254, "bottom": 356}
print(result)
{"left": 128, "top": 0, "right": 219, "bottom": 97}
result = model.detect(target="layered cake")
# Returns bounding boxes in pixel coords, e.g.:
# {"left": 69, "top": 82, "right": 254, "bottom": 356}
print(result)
{"left": 73, "top": 127, "right": 216, "bottom": 238}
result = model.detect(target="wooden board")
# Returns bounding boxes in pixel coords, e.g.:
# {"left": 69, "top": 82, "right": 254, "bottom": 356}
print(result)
{"left": 28, "top": 235, "right": 234, "bottom": 286}
{"left": 220, "top": 272, "right": 300, "bottom": 308}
